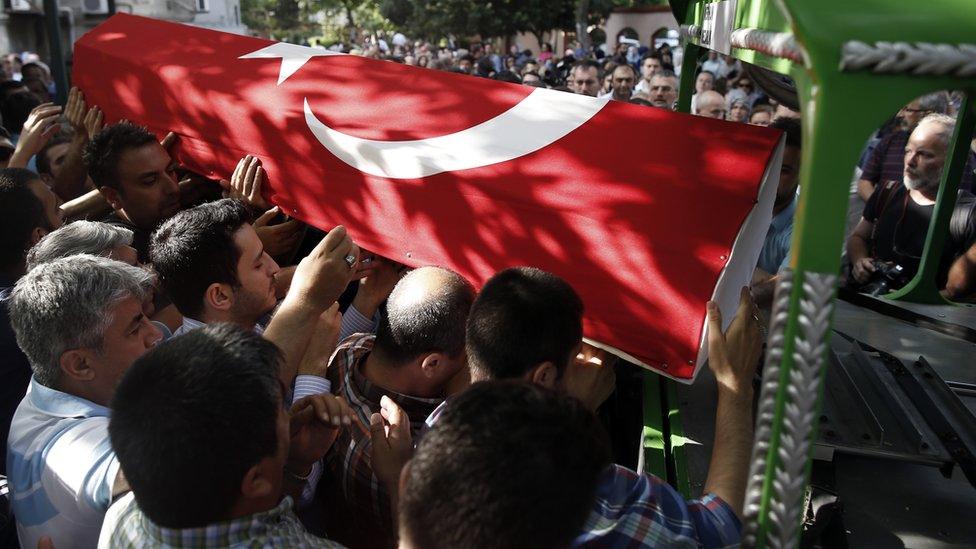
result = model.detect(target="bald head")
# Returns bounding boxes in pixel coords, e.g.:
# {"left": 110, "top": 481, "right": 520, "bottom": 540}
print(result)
{"left": 374, "top": 266, "right": 476, "bottom": 365}
{"left": 696, "top": 91, "right": 726, "bottom": 119}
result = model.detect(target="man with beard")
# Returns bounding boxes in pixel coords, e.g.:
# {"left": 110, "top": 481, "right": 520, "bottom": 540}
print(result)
{"left": 848, "top": 113, "right": 976, "bottom": 298}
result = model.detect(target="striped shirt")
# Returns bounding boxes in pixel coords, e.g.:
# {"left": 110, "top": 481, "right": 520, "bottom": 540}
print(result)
{"left": 98, "top": 492, "right": 344, "bottom": 548}
{"left": 574, "top": 465, "right": 741, "bottom": 548}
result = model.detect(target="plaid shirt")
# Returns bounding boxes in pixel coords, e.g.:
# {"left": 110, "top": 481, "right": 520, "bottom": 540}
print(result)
{"left": 99, "top": 493, "right": 343, "bottom": 548}
{"left": 324, "top": 333, "right": 443, "bottom": 548}
{"left": 574, "top": 465, "right": 741, "bottom": 548}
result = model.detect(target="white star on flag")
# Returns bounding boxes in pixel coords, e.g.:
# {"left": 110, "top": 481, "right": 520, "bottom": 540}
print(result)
{"left": 239, "top": 43, "right": 343, "bottom": 85}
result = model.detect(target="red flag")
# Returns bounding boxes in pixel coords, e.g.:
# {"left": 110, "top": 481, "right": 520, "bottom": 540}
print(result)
{"left": 73, "top": 14, "right": 782, "bottom": 381}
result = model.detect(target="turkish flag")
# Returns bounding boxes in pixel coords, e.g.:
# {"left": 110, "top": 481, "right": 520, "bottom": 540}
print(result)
{"left": 73, "top": 14, "right": 782, "bottom": 381}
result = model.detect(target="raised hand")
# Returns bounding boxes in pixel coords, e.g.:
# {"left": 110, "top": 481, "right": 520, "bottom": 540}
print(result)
{"left": 7, "top": 102, "right": 61, "bottom": 168}
{"left": 706, "top": 287, "right": 762, "bottom": 396}
{"left": 287, "top": 225, "right": 359, "bottom": 313}
{"left": 254, "top": 206, "right": 305, "bottom": 258}
{"left": 63, "top": 87, "right": 87, "bottom": 133}
{"left": 351, "top": 255, "right": 409, "bottom": 317}
{"left": 83, "top": 105, "right": 104, "bottom": 140}
{"left": 288, "top": 393, "right": 353, "bottom": 471}
{"left": 369, "top": 395, "right": 413, "bottom": 489}
{"left": 562, "top": 342, "right": 617, "bottom": 411}
{"left": 220, "top": 154, "right": 271, "bottom": 210}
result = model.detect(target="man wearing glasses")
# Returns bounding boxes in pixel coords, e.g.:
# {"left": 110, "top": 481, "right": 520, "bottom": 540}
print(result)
{"left": 856, "top": 93, "right": 952, "bottom": 202}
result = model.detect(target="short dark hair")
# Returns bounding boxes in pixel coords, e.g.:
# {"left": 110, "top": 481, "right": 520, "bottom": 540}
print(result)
{"left": 110, "top": 323, "right": 282, "bottom": 528}
{"left": 640, "top": 51, "right": 663, "bottom": 65}
{"left": 401, "top": 381, "right": 611, "bottom": 549}
{"left": 149, "top": 199, "right": 251, "bottom": 318}
{"left": 0, "top": 168, "right": 47, "bottom": 271}
{"left": 572, "top": 59, "right": 603, "bottom": 79}
{"left": 19, "top": 62, "right": 48, "bottom": 78}
{"left": 83, "top": 122, "right": 158, "bottom": 191}
{"left": 36, "top": 133, "right": 72, "bottom": 176}
{"left": 491, "top": 70, "right": 522, "bottom": 84}
{"left": 1, "top": 91, "right": 40, "bottom": 133}
{"left": 0, "top": 81, "right": 28, "bottom": 102}
{"left": 373, "top": 267, "right": 475, "bottom": 365}
{"left": 466, "top": 267, "right": 583, "bottom": 380}
{"left": 770, "top": 116, "right": 802, "bottom": 149}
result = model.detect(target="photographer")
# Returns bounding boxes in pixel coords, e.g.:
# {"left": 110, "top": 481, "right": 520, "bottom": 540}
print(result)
{"left": 847, "top": 114, "right": 976, "bottom": 297}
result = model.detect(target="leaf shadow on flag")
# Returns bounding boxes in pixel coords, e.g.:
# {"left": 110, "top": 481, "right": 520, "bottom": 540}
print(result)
{"left": 73, "top": 17, "right": 779, "bottom": 376}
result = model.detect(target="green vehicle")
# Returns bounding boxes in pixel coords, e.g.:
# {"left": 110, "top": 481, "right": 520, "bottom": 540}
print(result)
{"left": 637, "top": 1, "right": 976, "bottom": 547}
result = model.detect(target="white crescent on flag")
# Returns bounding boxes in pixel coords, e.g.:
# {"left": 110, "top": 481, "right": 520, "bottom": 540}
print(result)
{"left": 238, "top": 43, "right": 611, "bottom": 179}
{"left": 303, "top": 90, "right": 610, "bottom": 179}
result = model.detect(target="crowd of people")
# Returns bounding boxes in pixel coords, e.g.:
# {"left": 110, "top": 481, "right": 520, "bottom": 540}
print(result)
{"left": 0, "top": 29, "right": 974, "bottom": 549}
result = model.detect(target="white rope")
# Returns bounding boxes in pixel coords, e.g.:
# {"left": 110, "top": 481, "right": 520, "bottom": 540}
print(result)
{"left": 729, "top": 28, "right": 804, "bottom": 64}
{"left": 841, "top": 41, "right": 976, "bottom": 77}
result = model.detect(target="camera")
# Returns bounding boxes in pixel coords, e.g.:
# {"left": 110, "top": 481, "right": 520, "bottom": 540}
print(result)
{"left": 860, "top": 260, "right": 911, "bottom": 296}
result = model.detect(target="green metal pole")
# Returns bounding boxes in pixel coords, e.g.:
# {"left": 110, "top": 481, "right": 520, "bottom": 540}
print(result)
{"left": 676, "top": 42, "right": 700, "bottom": 114}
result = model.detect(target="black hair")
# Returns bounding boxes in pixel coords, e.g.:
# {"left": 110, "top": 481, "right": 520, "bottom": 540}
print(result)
{"left": 491, "top": 71, "right": 522, "bottom": 84}
{"left": 373, "top": 267, "right": 475, "bottom": 365}
{"left": 149, "top": 199, "right": 251, "bottom": 318}
{"left": 36, "top": 133, "right": 72, "bottom": 176}
{"left": 572, "top": 59, "right": 603, "bottom": 79}
{"left": 0, "top": 91, "right": 41, "bottom": 134}
{"left": 19, "top": 62, "right": 48, "bottom": 79}
{"left": 0, "top": 168, "right": 47, "bottom": 271}
{"left": 401, "top": 381, "right": 611, "bottom": 549}
{"left": 83, "top": 121, "right": 158, "bottom": 191}
{"left": 770, "top": 116, "right": 802, "bottom": 149}
{"left": 640, "top": 51, "right": 663, "bottom": 65}
{"left": 0, "top": 80, "right": 28, "bottom": 102}
{"left": 466, "top": 267, "right": 583, "bottom": 380}
{"left": 110, "top": 323, "right": 282, "bottom": 528}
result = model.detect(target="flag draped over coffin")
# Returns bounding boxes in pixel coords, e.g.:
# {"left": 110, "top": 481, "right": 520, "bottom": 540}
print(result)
{"left": 73, "top": 14, "right": 783, "bottom": 382}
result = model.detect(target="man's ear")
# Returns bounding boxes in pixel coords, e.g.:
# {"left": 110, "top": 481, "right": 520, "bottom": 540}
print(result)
{"left": 420, "top": 353, "right": 447, "bottom": 379}
{"left": 204, "top": 283, "right": 234, "bottom": 312}
{"left": 99, "top": 186, "right": 123, "bottom": 211}
{"left": 529, "top": 362, "right": 558, "bottom": 389}
{"left": 30, "top": 226, "right": 48, "bottom": 247}
{"left": 60, "top": 349, "right": 96, "bottom": 382}
{"left": 239, "top": 458, "right": 276, "bottom": 501}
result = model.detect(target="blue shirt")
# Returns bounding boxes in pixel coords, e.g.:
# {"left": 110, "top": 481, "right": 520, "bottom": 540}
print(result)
{"left": 6, "top": 378, "right": 120, "bottom": 549}
{"left": 757, "top": 196, "right": 796, "bottom": 274}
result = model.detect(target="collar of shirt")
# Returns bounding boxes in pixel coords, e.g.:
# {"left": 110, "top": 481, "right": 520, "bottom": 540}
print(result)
{"left": 26, "top": 377, "right": 110, "bottom": 419}
{"left": 770, "top": 194, "right": 798, "bottom": 233}
{"left": 175, "top": 316, "right": 264, "bottom": 336}
{"left": 136, "top": 496, "right": 299, "bottom": 546}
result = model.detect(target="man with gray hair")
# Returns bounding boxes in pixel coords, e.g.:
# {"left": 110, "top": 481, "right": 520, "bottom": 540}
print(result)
{"left": 26, "top": 220, "right": 137, "bottom": 270}
{"left": 848, "top": 113, "right": 976, "bottom": 298}
{"left": 856, "top": 92, "right": 975, "bottom": 201}
{"left": 5, "top": 254, "right": 162, "bottom": 549}
{"left": 25, "top": 220, "right": 183, "bottom": 335}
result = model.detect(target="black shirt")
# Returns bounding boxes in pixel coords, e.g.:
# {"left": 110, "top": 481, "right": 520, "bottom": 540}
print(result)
{"left": 864, "top": 182, "right": 976, "bottom": 283}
